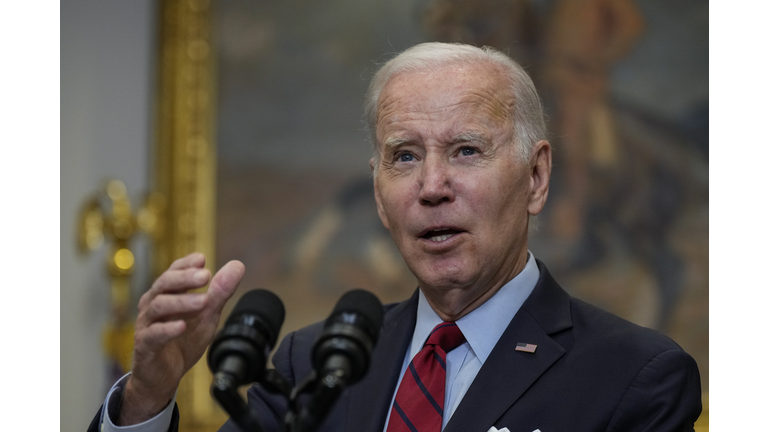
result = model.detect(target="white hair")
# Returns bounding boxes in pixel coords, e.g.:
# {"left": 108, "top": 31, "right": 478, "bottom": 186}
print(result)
{"left": 364, "top": 42, "right": 546, "bottom": 169}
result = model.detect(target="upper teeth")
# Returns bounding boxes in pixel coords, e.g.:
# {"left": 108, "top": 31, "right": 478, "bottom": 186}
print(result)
{"left": 429, "top": 233, "right": 454, "bottom": 242}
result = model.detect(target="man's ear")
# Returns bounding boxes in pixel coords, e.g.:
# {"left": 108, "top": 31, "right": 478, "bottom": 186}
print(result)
{"left": 371, "top": 158, "right": 390, "bottom": 230}
{"left": 527, "top": 140, "right": 552, "bottom": 216}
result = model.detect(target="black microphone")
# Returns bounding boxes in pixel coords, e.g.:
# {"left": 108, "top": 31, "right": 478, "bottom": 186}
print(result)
{"left": 208, "top": 289, "right": 286, "bottom": 387}
{"left": 295, "top": 289, "right": 384, "bottom": 432}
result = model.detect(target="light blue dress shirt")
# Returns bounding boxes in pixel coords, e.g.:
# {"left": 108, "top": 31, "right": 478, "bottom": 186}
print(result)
{"left": 100, "top": 252, "right": 540, "bottom": 432}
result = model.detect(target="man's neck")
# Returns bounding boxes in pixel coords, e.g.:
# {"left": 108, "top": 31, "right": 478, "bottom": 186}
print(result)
{"left": 419, "top": 251, "right": 529, "bottom": 321}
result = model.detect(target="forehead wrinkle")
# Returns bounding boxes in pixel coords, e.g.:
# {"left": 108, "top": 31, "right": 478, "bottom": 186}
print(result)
{"left": 375, "top": 65, "right": 515, "bottom": 146}
{"left": 463, "top": 87, "right": 514, "bottom": 125}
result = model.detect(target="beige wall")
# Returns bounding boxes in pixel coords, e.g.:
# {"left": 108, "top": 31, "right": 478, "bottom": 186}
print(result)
{"left": 61, "top": 1, "right": 154, "bottom": 430}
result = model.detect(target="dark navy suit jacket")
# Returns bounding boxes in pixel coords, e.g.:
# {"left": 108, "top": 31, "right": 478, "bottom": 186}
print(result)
{"left": 91, "top": 261, "right": 701, "bottom": 432}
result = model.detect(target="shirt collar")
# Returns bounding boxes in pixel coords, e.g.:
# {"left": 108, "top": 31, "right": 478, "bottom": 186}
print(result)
{"left": 409, "top": 251, "right": 540, "bottom": 364}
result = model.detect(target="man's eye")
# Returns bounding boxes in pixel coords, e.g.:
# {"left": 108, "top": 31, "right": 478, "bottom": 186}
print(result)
{"left": 460, "top": 147, "right": 476, "bottom": 156}
{"left": 397, "top": 153, "right": 415, "bottom": 162}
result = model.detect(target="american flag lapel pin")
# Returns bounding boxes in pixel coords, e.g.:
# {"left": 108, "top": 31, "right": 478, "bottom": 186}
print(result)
{"left": 515, "top": 342, "right": 537, "bottom": 353}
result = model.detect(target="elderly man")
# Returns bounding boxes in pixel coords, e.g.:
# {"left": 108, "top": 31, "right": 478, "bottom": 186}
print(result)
{"left": 89, "top": 42, "right": 701, "bottom": 432}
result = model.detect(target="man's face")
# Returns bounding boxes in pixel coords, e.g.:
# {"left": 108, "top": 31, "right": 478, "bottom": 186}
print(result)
{"left": 372, "top": 62, "right": 549, "bottom": 305}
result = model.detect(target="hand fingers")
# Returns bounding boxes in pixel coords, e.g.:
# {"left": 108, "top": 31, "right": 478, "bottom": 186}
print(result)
{"left": 206, "top": 260, "right": 246, "bottom": 312}
{"left": 139, "top": 267, "right": 211, "bottom": 309}
{"left": 135, "top": 320, "right": 187, "bottom": 351}
{"left": 137, "top": 253, "right": 207, "bottom": 309}
{"left": 135, "top": 259, "right": 243, "bottom": 351}
{"left": 152, "top": 268, "right": 211, "bottom": 294}
{"left": 138, "top": 293, "right": 207, "bottom": 328}
{"left": 168, "top": 252, "right": 206, "bottom": 270}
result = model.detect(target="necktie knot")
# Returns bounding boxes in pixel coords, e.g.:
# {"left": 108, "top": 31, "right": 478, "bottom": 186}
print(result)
{"left": 425, "top": 322, "right": 465, "bottom": 354}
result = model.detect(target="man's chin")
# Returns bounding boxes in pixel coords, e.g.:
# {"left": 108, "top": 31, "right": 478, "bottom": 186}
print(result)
{"left": 413, "top": 266, "right": 475, "bottom": 292}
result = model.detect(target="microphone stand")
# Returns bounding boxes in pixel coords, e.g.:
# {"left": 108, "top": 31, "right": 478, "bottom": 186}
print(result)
{"left": 211, "top": 371, "right": 265, "bottom": 432}
{"left": 211, "top": 368, "right": 294, "bottom": 432}
{"left": 212, "top": 367, "right": 343, "bottom": 432}
{"left": 291, "top": 357, "right": 351, "bottom": 432}
{"left": 280, "top": 371, "right": 316, "bottom": 432}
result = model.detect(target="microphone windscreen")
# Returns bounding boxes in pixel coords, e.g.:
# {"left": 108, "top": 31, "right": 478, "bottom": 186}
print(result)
{"left": 227, "top": 289, "right": 285, "bottom": 347}
{"left": 330, "top": 289, "right": 384, "bottom": 341}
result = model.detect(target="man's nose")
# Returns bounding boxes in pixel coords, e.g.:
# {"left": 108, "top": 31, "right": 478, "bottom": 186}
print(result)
{"left": 418, "top": 156, "right": 455, "bottom": 206}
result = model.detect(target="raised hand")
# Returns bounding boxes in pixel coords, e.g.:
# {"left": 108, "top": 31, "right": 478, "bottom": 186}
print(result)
{"left": 118, "top": 253, "right": 245, "bottom": 425}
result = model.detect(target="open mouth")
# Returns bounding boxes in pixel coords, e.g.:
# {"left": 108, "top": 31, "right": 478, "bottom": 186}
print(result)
{"left": 420, "top": 228, "right": 464, "bottom": 242}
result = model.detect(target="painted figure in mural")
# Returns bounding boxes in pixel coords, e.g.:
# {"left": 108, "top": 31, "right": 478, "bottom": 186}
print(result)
{"left": 542, "top": 0, "right": 692, "bottom": 331}
{"left": 544, "top": 0, "right": 645, "bottom": 243}
{"left": 89, "top": 42, "right": 700, "bottom": 432}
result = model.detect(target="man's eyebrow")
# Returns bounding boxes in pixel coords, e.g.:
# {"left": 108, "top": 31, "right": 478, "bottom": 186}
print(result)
{"left": 451, "top": 131, "right": 488, "bottom": 144}
{"left": 382, "top": 136, "right": 411, "bottom": 148}
{"left": 382, "top": 132, "right": 488, "bottom": 148}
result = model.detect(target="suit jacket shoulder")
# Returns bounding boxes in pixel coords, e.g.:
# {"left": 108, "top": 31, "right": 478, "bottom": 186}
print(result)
{"left": 444, "top": 260, "right": 701, "bottom": 432}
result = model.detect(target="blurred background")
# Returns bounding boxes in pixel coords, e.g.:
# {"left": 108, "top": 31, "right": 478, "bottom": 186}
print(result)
{"left": 61, "top": 0, "right": 707, "bottom": 430}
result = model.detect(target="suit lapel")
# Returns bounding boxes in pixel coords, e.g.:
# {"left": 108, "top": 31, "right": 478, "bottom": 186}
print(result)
{"left": 344, "top": 290, "right": 419, "bottom": 431}
{"left": 444, "top": 261, "right": 573, "bottom": 432}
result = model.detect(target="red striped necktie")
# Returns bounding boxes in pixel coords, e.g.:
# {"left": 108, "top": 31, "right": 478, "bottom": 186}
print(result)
{"left": 386, "top": 322, "right": 466, "bottom": 432}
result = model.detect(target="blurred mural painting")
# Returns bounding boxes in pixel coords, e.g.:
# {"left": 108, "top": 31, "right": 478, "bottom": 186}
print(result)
{"left": 213, "top": 0, "right": 708, "bottom": 390}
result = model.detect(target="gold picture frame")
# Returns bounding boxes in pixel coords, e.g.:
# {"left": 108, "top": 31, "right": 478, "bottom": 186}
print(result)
{"left": 152, "top": 0, "right": 223, "bottom": 430}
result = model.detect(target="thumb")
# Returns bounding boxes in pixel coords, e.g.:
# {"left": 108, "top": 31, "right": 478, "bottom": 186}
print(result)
{"left": 207, "top": 260, "right": 245, "bottom": 312}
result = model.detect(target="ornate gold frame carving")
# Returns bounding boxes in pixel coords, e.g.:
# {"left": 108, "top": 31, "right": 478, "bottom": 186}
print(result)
{"left": 153, "top": 0, "right": 222, "bottom": 430}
